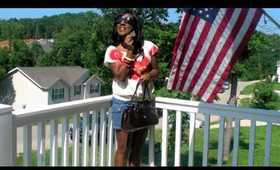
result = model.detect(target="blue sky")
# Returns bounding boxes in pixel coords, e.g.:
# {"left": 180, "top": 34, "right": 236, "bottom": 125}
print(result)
{"left": 0, "top": 8, "right": 279, "bottom": 35}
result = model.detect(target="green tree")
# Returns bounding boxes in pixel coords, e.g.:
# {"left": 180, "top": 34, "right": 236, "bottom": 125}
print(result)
{"left": 8, "top": 39, "right": 34, "bottom": 69}
{"left": 99, "top": 8, "right": 169, "bottom": 24}
{"left": 0, "top": 48, "right": 9, "bottom": 80}
{"left": 240, "top": 31, "right": 280, "bottom": 80}
{"left": 30, "top": 42, "right": 45, "bottom": 65}
{"left": 0, "top": 21, "right": 25, "bottom": 39}
{"left": 50, "top": 28, "right": 87, "bottom": 66}
{"left": 142, "top": 22, "right": 178, "bottom": 90}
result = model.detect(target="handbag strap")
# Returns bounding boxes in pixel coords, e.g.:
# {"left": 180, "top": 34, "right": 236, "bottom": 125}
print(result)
{"left": 142, "top": 80, "right": 152, "bottom": 101}
{"left": 131, "top": 79, "right": 143, "bottom": 101}
{"left": 131, "top": 79, "right": 153, "bottom": 101}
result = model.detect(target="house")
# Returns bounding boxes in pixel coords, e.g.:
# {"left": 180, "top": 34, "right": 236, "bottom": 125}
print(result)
{"left": 0, "top": 66, "right": 102, "bottom": 110}
{"left": 277, "top": 60, "right": 280, "bottom": 83}
{"left": 26, "top": 39, "right": 54, "bottom": 53}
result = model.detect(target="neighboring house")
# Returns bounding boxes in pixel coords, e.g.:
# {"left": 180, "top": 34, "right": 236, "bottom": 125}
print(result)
{"left": 0, "top": 66, "right": 102, "bottom": 110}
{"left": 27, "top": 39, "right": 54, "bottom": 53}
{"left": 277, "top": 60, "right": 280, "bottom": 83}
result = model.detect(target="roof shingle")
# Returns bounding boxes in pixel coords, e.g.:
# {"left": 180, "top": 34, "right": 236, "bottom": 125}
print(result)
{"left": 17, "top": 66, "right": 89, "bottom": 89}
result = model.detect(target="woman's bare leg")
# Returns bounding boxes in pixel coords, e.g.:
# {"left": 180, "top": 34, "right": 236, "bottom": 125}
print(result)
{"left": 114, "top": 129, "right": 129, "bottom": 166}
{"left": 128, "top": 128, "right": 148, "bottom": 166}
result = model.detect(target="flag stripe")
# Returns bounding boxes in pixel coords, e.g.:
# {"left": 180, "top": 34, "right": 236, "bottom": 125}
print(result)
{"left": 197, "top": 9, "right": 249, "bottom": 98}
{"left": 178, "top": 21, "right": 211, "bottom": 91}
{"left": 171, "top": 16, "right": 200, "bottom": 90}
{"left": 176, "top": 20, "right": 208, "bottom": 90}
{"left": 170, "top": 12, "right": 190, "bottom": 69}
{"left": 167, "top": 8, "right": 262, "bottom": 102}
{"left": 191, "top": 8, "right": 240, "bottom": 95}
{"left": 167, "top": 15, "right": 194, "bottom": 89}
{"left": 206, "top": 9, "right": 262, "bottom": 101}
{"left": 203, "top": 10, "right": 254, "bottom": 99}
{"left": 202, "top": 9, "right": 252, "bottom": 100}
{"left": 179, "top": 9, "right": 233, "bottom": 92}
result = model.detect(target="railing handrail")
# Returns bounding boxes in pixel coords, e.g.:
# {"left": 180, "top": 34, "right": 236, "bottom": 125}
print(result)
{"left": 13, "top": 95, "right": 112, "bottom": 127}
{"left": 0, "top": 104, "right": 13, "bottom": 115}
{"left": 4, "top": 95, "right": 280, "bottom": 166}
{"left": 11, "top": 95, "right": 280, "bottom": 127}
{"left": 156, "top": 97, "right": 280, "bottom": 123}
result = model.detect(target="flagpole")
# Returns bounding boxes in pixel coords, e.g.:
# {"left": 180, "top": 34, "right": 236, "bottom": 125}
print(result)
{"left": 262, "top": 9, "right": 280, "bottom": 30}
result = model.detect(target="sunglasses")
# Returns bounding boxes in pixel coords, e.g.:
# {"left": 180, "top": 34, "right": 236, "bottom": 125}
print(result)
{"left": 115, "top": 14, "right": 135, "bottom": 25}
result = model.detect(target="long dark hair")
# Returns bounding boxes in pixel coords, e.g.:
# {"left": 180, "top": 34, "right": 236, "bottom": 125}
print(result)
{"left": 112, "top": 12, "right": 144, "bottom": 55}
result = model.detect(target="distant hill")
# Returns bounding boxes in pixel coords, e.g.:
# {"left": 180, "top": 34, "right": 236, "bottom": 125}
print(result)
{"left": 0, "top": 12, "right": 101, "bottom": 40}
{"left": 0, "top": 39, "right": 54, "bottom": 52}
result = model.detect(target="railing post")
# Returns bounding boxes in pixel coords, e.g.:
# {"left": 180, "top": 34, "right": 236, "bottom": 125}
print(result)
{"left": 148, "top": 126, "right": 155, "bottom": 167}
{"left": 0, "top": 104, "right": 16, "bottom": 165}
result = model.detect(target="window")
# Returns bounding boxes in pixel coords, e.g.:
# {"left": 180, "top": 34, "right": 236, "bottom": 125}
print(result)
{"left": 52, "top": 88, "right": 64, "bottom": 101}
{"left": 74, "top": 85, "right": 81, "bottom": 96}
{"left": 90, "top": 83, "right": 99, "bottom": 94}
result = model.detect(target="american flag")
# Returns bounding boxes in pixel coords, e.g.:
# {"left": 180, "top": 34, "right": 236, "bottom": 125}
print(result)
{"left": 167, "top": 8, "right": 263, "bottom": 102}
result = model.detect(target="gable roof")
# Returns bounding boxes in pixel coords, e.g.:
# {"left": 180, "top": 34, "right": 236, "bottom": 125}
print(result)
{"left": 83, "top": 74, "right": 104, "bottom": 85}
{"left": 9, "top": 66, "right": 89, "bottom": 90}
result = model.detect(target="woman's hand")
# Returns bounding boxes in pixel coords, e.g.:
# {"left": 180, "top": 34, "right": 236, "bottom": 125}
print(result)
{"left": 122, "top": 31, "right": 136, "bottom": 62}
{"left": 141, "top": 72, "right": 151, "bottom": 81}
{"left": 109, "top": 62, "right": 131, "bottom": 81}
{"left": 124, "top": 30, "right": 136, "bottom": 47}
{"left": 140, "top": 54, "right": 159, "bottom": 81}
{"left": 133, "top": 66, "right": 147, "bottom": 75}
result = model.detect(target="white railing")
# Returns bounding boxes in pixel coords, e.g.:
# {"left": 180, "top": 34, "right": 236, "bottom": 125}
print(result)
{"left": 155, "top": 97, "right": 280, "bottom": 166}
{"left": 14, "top": 95, "right": 113, "bottom": 166}
{"left": 0, "top": 95, "right": 280, "bottom": 166}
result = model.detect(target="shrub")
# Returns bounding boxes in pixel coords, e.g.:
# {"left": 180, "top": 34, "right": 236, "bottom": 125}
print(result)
{"left": 250, "top": 80, "right": 279, "bottom": 110}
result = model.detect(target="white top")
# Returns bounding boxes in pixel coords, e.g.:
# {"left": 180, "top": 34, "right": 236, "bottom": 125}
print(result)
{"left": 104, "top": 40, "right": 159, "bottom": 101}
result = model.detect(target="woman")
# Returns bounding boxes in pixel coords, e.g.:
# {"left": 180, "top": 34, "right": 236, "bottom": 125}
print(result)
{"left": 103, "top": 12, "right": 159, "bottom": 166}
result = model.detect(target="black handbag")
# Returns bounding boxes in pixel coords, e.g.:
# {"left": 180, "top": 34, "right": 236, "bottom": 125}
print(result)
{"left": 121, "top": 80, "right": 159, "bottom": 132}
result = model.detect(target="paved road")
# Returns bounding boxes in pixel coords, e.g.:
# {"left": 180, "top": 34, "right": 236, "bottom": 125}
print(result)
{"left": 215, "top": 80, "right": 259, "bottom": 105}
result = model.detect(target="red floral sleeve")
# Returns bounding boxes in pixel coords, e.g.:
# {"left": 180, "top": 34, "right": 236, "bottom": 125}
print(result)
{"left": 103, "top": 46, "right": 123, "bottom": 67}
{"left": 149, "top": 44, "right": 159, "bottom": 57}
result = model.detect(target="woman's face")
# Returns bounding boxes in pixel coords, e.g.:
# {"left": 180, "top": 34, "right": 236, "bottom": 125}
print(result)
{"left": 116, "top": 21, "right": 133, "bottom": 36}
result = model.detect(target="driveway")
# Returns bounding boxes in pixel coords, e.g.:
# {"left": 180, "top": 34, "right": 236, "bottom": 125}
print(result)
{"left": 210, "top": 80, "right": 260, "bottom": 128}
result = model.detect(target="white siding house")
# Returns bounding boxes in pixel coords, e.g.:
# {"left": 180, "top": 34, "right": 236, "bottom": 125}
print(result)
{"left": 7, "top": 70, "right": 49, "bottom": 110}
{"left": 0, "top": 66, "right": 102, "bottom": 110}
{"left": 47, "top": 80, "right": 70, "bottom": 105}
{"left": 83, "top": 75, "right": 102, "bottom": 99}
{"left": 277, "top": 61, "right": 280, "bottom": 83}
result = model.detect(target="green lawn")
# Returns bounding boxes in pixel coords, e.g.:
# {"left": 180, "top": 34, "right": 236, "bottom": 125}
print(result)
{"left": 16, "top": 146, "right": 71, "bottom": 166}
{"left": 16, "top": 145, "right": 110, "bottom": 166}
{"left": 238, "top": 97, "right": 251, "bottom": 107}
{"left": 17, "top": 125, "right": 280, "bottom": 166}
{"left": 240, "top": 83, "right": 257, "bottom": 95}
{"left": 142, "top": 125, "right": 280, "bottom": 166}
{"left": 240, "top": 82, "right": 280, "bottom": 95}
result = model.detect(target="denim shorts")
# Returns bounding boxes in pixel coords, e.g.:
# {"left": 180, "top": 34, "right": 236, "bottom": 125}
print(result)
{"left": 111, "top": 97, "right": 137, "bottom": 130}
